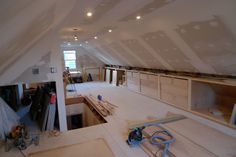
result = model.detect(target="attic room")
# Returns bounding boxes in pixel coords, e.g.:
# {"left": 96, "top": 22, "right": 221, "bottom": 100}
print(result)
{"left": 0, "top": 0, "right": 236, "bottom": 157}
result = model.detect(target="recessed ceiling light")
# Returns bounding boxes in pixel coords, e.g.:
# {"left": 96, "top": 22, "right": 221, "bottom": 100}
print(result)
{"left": 87, "top": 12, "right": 93, "bottom": 17}
{"left": 94, "top": 36, "right": 98, "bottom": 39}
{"left": 85, "top": 41, "right": 88, "bottom": 44}
{"left": 74, "top": 35, "right": 78, "bottom": 41}
{"left": 108, "top": 29, "right": 112, "bottom": 33}
{"left": 79, "top": 44, "right": 82, "bottom": 46}
{"left": 67, "top": 42, "right": 71, "bottom": 46}
{"left": 136, "top": 15, "right": 141, "bottom": 20}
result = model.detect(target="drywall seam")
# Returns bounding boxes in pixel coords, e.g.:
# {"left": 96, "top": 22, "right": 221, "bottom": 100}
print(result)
{"left": 136, "top": 38, "right": 173, "bottom": 70}
{"left": 95, "top": 46, "right": 120, "bottom": 65}
{"left": 165, "top": 29, "right": 216, "bottom": 73}
{"left": 118, "top": 41, "right": 149, "bottom": 68}
{"left": 84, "top": 46, "right": 113, "bottom": 65}
{"left": 97, "top": 45, "right": 123, "bottom": 65}
{"left": 107, "top": 44, "right": 134, "bottom": 67}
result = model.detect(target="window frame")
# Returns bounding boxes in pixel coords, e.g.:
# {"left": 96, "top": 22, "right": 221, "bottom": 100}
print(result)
{"left": 63, "top": 50, "right": 77, "bottom": 70}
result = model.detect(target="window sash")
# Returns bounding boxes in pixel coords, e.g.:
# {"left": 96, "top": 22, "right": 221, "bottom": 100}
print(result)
{"left": 63, "top": 50, "right": 76, "bottom": 69}
{"left": 65, "top": 60, "right": 76, "bottom": 69}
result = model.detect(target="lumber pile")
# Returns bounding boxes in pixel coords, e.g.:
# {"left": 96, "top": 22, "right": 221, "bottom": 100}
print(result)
{"left": 84, "top": 95, "right": 117, "bottom": 117}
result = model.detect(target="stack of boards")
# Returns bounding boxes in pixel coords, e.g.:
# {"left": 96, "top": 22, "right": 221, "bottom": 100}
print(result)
{"left": 40, "top": 103, "right": 56, "bottom": 131}
{"left": 84, "top": 95, "right": 117, "bottom": 117}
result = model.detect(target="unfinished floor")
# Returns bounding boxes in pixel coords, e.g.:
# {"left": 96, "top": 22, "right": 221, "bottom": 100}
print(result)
{"left": 1, "top": 82, "right": 236, "bottom": 157}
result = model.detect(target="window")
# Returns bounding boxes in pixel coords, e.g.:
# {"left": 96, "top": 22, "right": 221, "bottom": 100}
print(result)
{"left": 64, "top": 50, "right": 76, "bottom": 70}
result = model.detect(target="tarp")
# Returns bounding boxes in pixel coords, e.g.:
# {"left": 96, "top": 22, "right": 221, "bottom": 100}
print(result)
{"left": 0, "top": 97, "right": 19, "bottom": 140}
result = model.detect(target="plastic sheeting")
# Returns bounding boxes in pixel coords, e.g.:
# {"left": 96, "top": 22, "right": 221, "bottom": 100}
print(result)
{"left": 0, "top": 97, "right": 19, "bottom": 140}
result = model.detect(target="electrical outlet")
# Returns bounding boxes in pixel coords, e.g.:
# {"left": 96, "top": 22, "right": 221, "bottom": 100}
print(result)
{"left": 32, "top": 68, "right": 39, "bottom": 75}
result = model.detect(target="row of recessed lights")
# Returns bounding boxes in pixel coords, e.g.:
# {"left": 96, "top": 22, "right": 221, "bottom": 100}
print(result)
{"left": 66, "top": 12, "right": 141, "bottom": 46}
{"left": 87, "top": 11, "right": 142, "bottom": 20}
{"left": 66, "top": 29, "right": 113, "bottom": 46}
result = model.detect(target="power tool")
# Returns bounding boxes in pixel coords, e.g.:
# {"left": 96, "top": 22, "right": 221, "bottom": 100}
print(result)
{"left": 127, "top": 127, "right": 144, "bottom": 146}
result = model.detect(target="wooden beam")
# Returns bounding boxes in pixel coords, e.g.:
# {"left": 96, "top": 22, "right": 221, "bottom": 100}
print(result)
{"left": 65, "top": 96, "right": 84, "bottom": 105}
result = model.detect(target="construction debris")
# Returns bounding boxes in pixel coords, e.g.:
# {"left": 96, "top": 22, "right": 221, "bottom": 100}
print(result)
{"left": 84, "top": 94, "right": 116, "bottom": 117}
{"left": 0, "top": 97, "right": 20, "bottom": 141}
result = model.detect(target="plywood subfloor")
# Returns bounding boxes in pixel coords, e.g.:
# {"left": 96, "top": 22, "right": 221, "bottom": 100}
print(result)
{"left": 28, "top": 138, "right": 115, "bottom": 157}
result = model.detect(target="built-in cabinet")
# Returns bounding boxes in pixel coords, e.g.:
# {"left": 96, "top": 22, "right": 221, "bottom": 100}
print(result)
{"left": 140, "top": 74, "right": 158, "bottom": 99}
{"left": 105, "top": 69, "right": 111, "bottom": 84}
{"left": 127, "top": 71, "right": 140, "bottom": 92}
{"left": 112, "top": 70, "right": 117, "bottom": 86}
{"left": 105, "top": 67, "right": 236, "bottom": 128}
{"left": 191, "top": 80, "right": 236, "bottom": 125}
{"left": 160, "top": 76, "right": 189, "bottom": 109}
{"left": 106, "top": 69, "right": 126, "bottom": 86}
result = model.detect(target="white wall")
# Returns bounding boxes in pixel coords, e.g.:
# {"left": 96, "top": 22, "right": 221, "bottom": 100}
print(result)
{"left": 0, "top": 31, "right": 68, "bottom": 131}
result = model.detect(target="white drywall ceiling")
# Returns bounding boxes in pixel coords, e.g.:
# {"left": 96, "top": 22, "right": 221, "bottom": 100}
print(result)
{"left": 0, "top": 0, "right": 236, "bottom": 76}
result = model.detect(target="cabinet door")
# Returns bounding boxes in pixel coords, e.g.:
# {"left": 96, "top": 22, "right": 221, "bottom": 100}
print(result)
{"left": 160, "top": 76, "right": 188, "bottom": 109}
{"left": 106, "top": 69, "right": 110, "bottom": 83}
{"left": 127, "top": 72, "right": 140, "bottom": 92}
{"left": 140, "top": 74, "right": 158, "bottom": 99}
{"left": 112, "top": 71, "right": 117, "bottom": 86}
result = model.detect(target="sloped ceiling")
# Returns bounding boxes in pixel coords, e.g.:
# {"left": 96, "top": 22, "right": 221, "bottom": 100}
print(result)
{"left": 0, "top": 0, "right": 236, "bottom": 76}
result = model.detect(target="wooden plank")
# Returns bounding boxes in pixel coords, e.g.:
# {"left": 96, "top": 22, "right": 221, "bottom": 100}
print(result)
{"left": 46, "top": 104, "right": 56, "bottom": 131}
{"left": 65, "top": 96, "right": 84, "bottom": 105}
{"left": 88, "top": 95, "right": 116, "bottom": 115}
{"left": 128, "top": 114, "right": 186, "bottom": 129}
{"left": 106, "top": 69, "right": 111, "bottom": 83}
{"left": 187, "top": 79, "right": 192, "bottom": 110}
{"left": 112, "top": 70, "right": 117, "bottom": 86}
{"left": 230, "top": 104, "right": 236, "bottom": 125}
{"left": 84, "top": 96, "right": 108, "bottom": 117}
